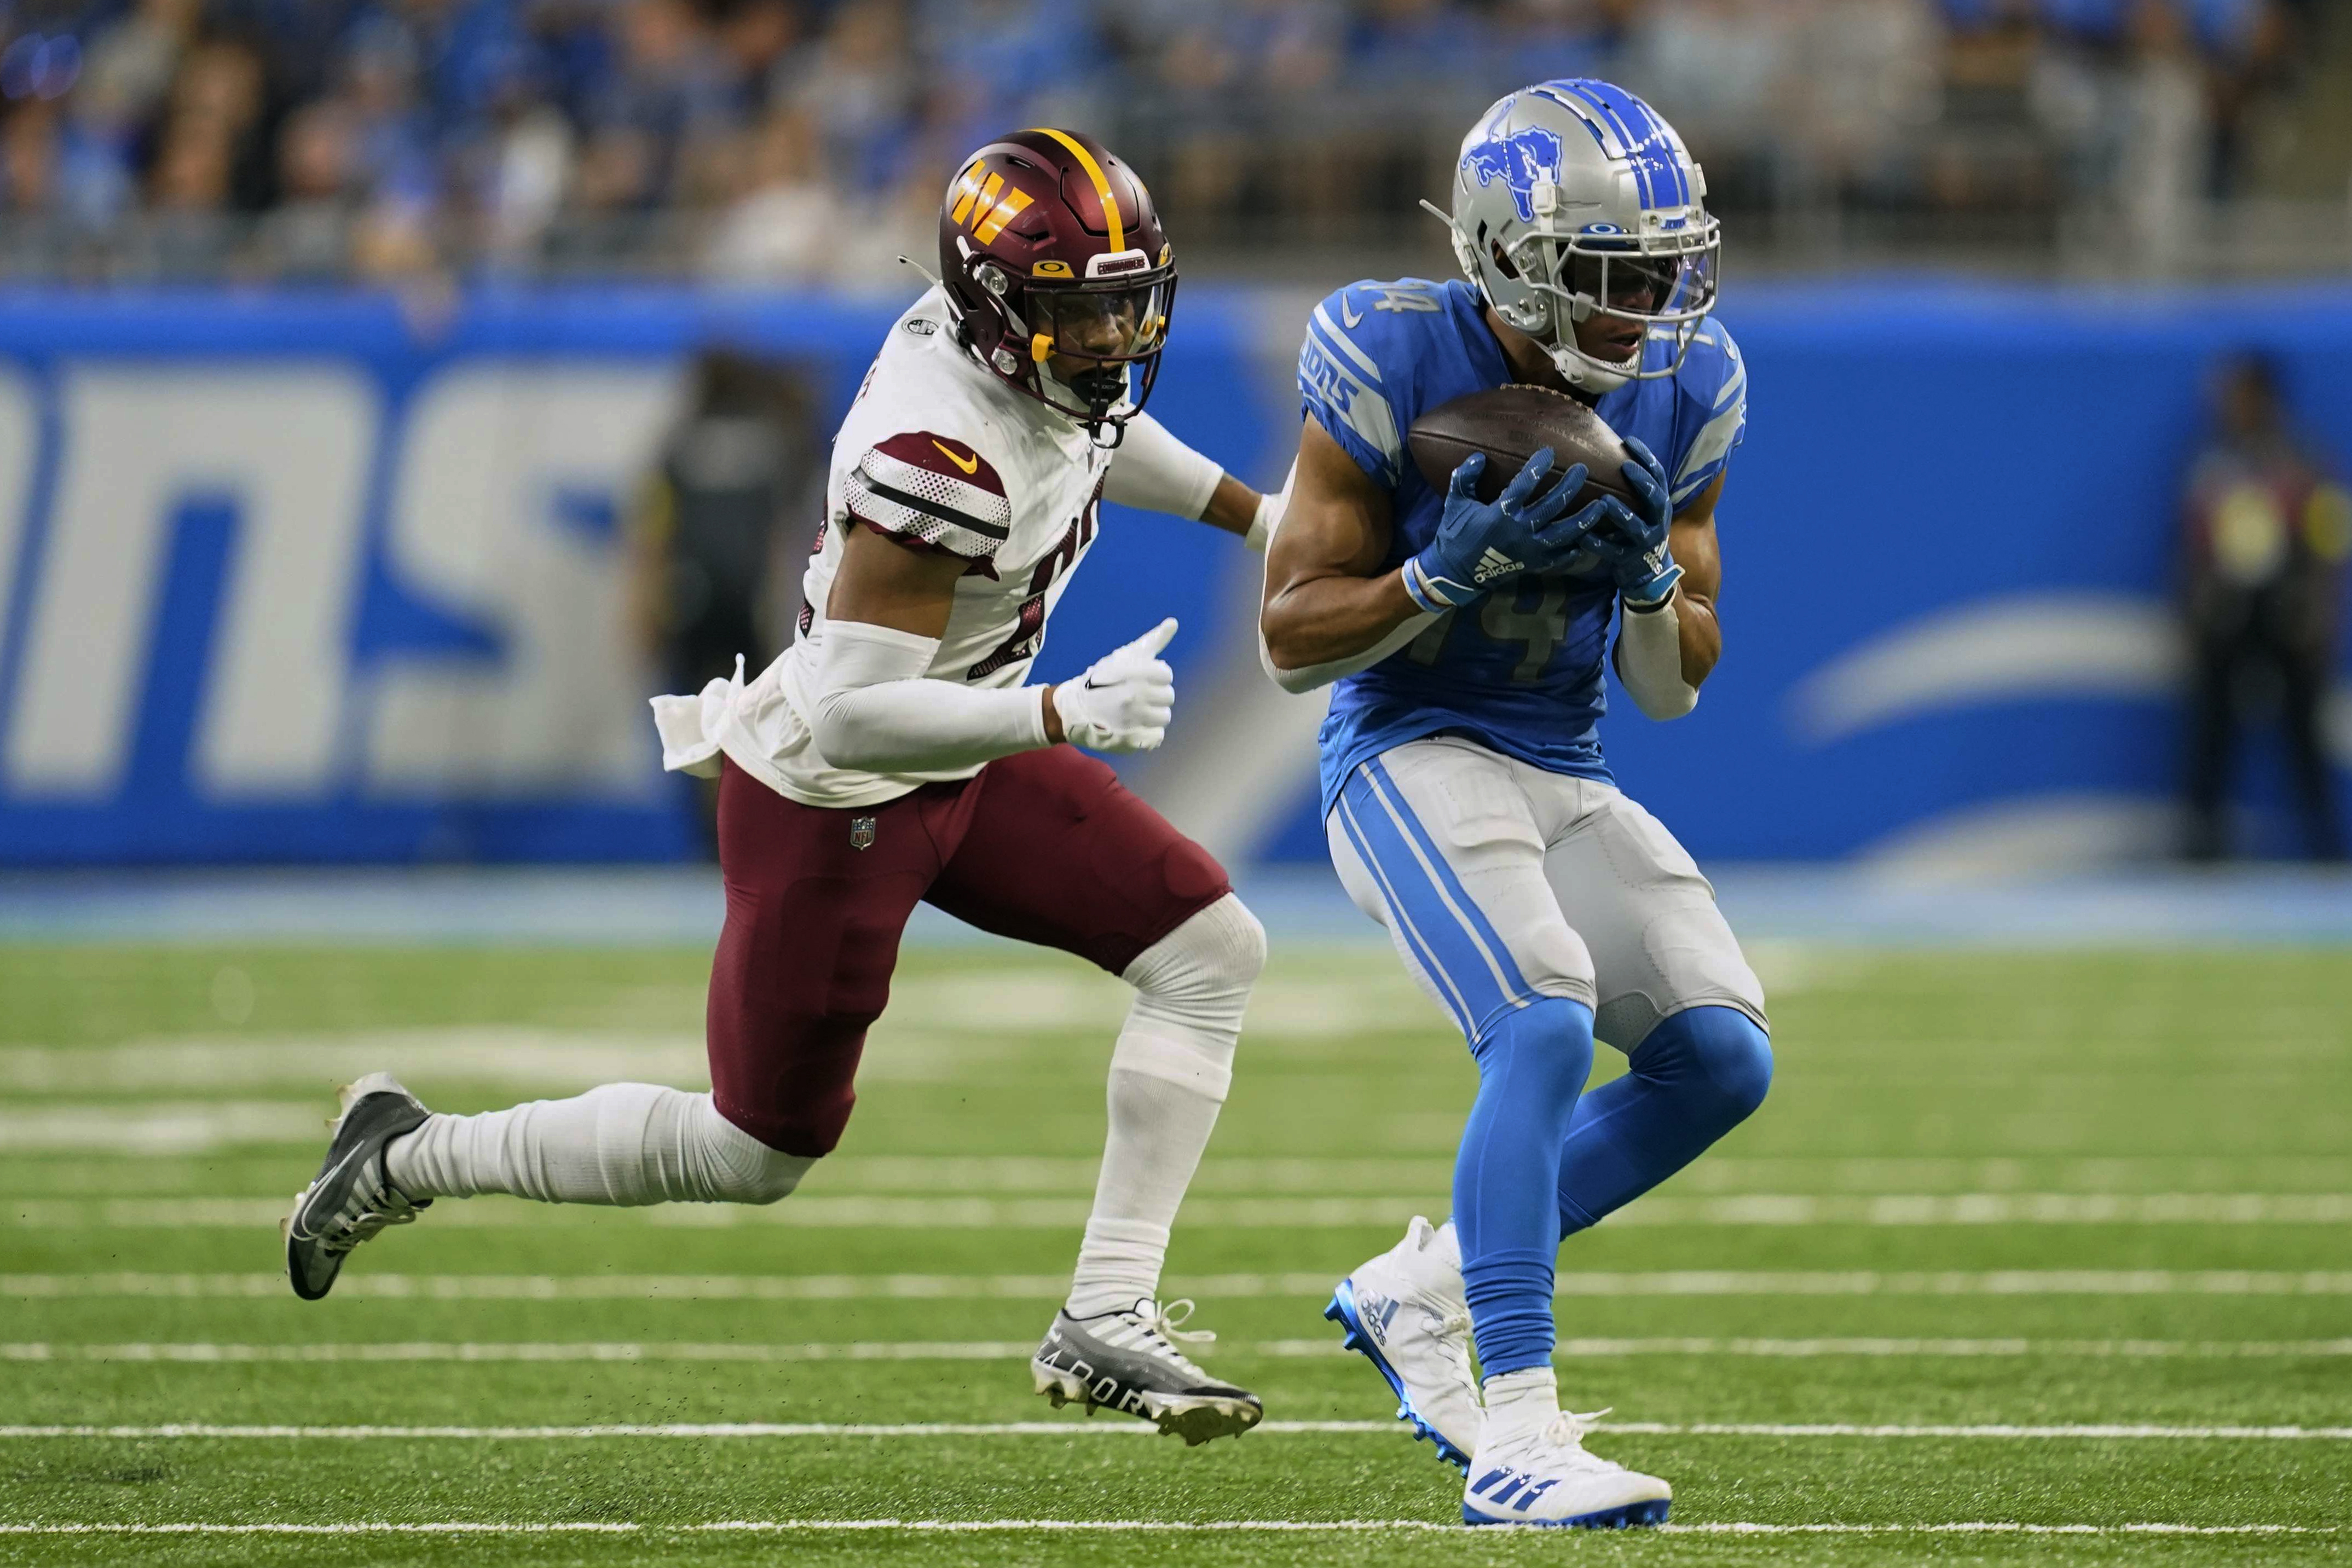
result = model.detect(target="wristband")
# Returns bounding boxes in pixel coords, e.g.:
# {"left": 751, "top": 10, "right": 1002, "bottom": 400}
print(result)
{"left": 1402, "top": 554, "right": 1472, "bottom": 614}
{"left": 1620, "top": 562, "right": 1684, "bottom": 611}
{"left": 1244, "top": 493, "right": 1274, "bottom": 553}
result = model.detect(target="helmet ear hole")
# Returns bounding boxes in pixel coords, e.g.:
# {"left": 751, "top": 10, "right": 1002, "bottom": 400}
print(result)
{"left": 1488, "top": 238, "right": 1519, "bottom": 282}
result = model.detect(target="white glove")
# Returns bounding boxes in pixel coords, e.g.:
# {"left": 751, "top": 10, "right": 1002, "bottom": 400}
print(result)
{"left": 1053, "top": 618, "right": 1178, "bottom": 753}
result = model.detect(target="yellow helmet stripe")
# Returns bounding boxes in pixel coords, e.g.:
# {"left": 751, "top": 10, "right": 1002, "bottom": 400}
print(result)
{"left": 947, "top": 162, "right": 987, "bottom": 226}
{"left": 973, "top": 187, "right": 1033, "bottom": 245}
{"left": 1030, "top": 127, "right": 1122, "bottom": 254}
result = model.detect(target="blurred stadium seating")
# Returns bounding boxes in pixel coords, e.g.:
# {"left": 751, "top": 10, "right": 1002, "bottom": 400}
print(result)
{"left": 0, "top": 0, "right": 2343, "bottom": 282}
{"left": 0, "top": 0, "right": 2346, "bottom": 876}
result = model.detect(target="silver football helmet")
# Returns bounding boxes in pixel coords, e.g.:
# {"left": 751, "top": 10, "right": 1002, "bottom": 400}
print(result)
{"left": 1426, "top": 79, "right": 1720, "bottom": 394}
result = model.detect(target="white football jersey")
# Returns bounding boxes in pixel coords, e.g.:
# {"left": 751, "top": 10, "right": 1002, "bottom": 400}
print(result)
{"left": 669, "top": 285, "right": 1113, "bottom": 809}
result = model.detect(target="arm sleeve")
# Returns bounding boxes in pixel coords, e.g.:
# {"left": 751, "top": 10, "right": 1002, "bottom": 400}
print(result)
{"left": 1610, "top": 598, "right": 1698, "bottom": 720}
{"left": 1297, "top": 288, "right": 1405, "bottom": 488}
{"left": 1105, "top": 411, "right": 1223, "bottom": 520}
{"left": 843, "top": 432, "right": 1015, "bottom": 564}
{"left": 808, "top": 620, "right": 1049, "bottom": 772}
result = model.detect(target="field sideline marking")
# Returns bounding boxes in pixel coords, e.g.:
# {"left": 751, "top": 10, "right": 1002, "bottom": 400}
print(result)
{"left": 0, "top": 1521, "right": 2334, "bottom": 1537}
{"left": 14, "top": 1192, "right": 2352, "bottom": 1229}
{"left": 7, "top": 1421, "right": 2350, "bottom": 1442}
{"left": 11, "top": 1269, "right": 2352, "bottom": 1300}
{"left": 10, "top": 1338, "right": 2352, "bottom": 1364}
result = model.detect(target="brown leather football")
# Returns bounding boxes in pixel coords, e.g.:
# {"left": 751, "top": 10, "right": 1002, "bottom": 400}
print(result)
{"left": 1407, "top": 384, "right": 1635, "bottom": 508}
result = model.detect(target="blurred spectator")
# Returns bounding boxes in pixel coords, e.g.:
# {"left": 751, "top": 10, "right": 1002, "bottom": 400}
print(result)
{"left": 0, "top": 0, "right": 2333, "bottom": 280}
{"left": 629, "top": 346, "right": 822, "bottom": 845}
{"left": 252, "top": 97, "right": 357, "bottom": 278}
{"left": 701, "top": 103, "right": 836, "bottom": 282}
{"left": 2179, "top": 352, "right": 2351, "bottom": 861}
{"left": 83, "top": 0, "right": 201, "bottom": 129}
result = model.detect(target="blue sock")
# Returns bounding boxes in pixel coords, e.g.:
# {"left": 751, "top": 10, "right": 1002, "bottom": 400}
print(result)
{"left": 1454, "top": 997, "right": 1594, "bottom": 1378}
{"left": 1554, "top": 1006, "right": 1772, "bottom": 1237}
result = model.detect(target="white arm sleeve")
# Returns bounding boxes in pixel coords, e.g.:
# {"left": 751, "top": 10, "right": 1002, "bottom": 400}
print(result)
{"left": 1611, "top": 596, "right": 1699, "bottom": 720}
{"left": 809, "top": 620, "right": 1050, "bottom": 771}
{"left": 1105, "top": 411, "right": 1223, "bottom": 520}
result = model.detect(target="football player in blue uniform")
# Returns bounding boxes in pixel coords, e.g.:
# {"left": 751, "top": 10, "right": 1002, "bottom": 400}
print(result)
{"left": 1259, "top": 80, "right": 1772, "bottom": 1529}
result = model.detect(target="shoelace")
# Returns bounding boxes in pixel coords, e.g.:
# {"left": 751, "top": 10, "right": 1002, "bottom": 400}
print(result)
{"left": 1426, "top": 1307, "right": 1476, "bottom": 1382}
{"left": 1538, "top": 1407, "right": 1628, "bottom": 1473}
{"left": 1129, "top": 1298, "right": 1215, "bottom": 1374}
{"left": 323, "top": 1173, "right": 426, "bottom": 1255}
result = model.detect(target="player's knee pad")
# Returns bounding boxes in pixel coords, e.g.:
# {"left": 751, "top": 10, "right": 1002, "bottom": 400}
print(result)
{"left": 593, "top": 1084, "right": 813, "bottom": 1206}
{"left": 1642, "top": 1005, "right": 1773, "bottom": 1131}
{"left": 1126, "top": 891, "right": 1267, "bottom": 1010}
{"left": 1117, "top": 893, "right": 1265, "bottom": 1102}
{"left": 687, "top": 1092, "right": 816, "bottom": 1205}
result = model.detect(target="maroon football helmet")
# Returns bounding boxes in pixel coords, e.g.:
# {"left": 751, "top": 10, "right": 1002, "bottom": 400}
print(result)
{"left": 937, "top": 128, "right": 1175, "bottom": 445}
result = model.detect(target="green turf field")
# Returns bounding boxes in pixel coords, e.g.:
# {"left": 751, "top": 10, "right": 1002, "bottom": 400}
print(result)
{"left": 4, "top": 940, "right": 2350, "bottom": 1565}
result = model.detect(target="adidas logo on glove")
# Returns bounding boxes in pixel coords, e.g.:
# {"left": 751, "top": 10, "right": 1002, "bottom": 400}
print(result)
{"left": 1472, "top": 548, "right": 1519, "bottom": 584}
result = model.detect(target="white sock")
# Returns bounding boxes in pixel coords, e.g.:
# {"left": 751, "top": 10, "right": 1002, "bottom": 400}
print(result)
{"left": 1481, "top": 1365, "right": 1562, "bottom": 1445}
{"left": 1065, "top": 895, "right": 1264, "bottom": 1318}
{"left": 386, "top": 1083, "right": 812, "bottom": 1207}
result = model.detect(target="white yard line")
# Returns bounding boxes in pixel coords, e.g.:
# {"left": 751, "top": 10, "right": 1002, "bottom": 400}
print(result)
{"left": 12, "top": 1147, "right": 2351, "bottom": 1194}
{"left": 0, "top": 1520, "right": 2333, "bottom": 1537}
{"left": 0, "top": 1105, "right": 324, "bottom": 1155}
{"left": 0, "top": 975, "right": 1435, "bottom": 1099}
{"left": 9, "top": 1338, "right": 2352, "bottom": 1363}
{"left": 12, "top": 1268, "right": 2352, "bottom": 1300}
{"left": 5, "top": 1421, "right": 2350, "bottom": 1441}
{"left": 14, "top": 1193, "right": 2352, "bottom": 1229}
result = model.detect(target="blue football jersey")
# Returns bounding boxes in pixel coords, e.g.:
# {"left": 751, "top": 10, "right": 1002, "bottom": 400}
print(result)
{"left": 1295, "top": 276, "right": 1748, "bottom": 813}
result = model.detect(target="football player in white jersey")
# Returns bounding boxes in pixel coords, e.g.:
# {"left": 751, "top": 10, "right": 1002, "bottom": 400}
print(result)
{"left": 285, "top": 128, "right": 1279, "bottom": 1445}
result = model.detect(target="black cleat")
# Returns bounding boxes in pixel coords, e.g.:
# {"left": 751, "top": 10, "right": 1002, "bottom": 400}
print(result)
{"left": 282, "top": 1073, "right": 432, "bottom": 1301}
{"left": 1030, "top": 1297, "right": 1263, "bottom": 1445}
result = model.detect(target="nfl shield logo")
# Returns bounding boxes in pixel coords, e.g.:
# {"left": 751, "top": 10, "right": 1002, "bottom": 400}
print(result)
{"left": 848, "top": 815, "right": 877, "bottom": 851}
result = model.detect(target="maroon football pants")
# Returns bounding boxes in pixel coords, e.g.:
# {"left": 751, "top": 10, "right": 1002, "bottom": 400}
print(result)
{"left": 706, "top": 748, "right": 1232, "bottom": 1156}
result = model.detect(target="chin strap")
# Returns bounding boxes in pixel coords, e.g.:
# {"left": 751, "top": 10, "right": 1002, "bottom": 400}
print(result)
{"left": 1549, "top": 339, "right": 1632, "bottom": 394}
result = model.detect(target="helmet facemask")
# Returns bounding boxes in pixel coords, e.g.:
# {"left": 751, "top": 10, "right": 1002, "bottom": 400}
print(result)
{"left": 1022, "top": 270, "right": 1175, "bottom": 444}
{"left": 1506, "top": 218, "right": 1720, "bottom": 392}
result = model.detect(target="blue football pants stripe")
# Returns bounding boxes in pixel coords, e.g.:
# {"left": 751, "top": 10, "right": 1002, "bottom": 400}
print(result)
{"left": 1334, "top": 794, "right": 1477, "bottom": 1037}
{"left": 1362, "top": 758, "right": 1535, "bottom": 1002}
{"left": 1343, "top": 762, "right": 1534, "bottom": 1040}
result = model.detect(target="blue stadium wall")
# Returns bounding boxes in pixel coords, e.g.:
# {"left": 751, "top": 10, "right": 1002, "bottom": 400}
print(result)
{"left": 0, "top": 282, "right": 2345, "bottom": 867}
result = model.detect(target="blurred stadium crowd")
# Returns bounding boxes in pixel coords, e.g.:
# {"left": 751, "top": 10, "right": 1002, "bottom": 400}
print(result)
{"left": 0, "top": 0, "right": 2339, "bottom": 284}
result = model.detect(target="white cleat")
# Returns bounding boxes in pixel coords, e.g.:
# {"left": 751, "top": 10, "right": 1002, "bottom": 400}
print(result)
{"left": 1325, "top": 1215, "right": 1482, "bottom": 1470}
{"left": 1461, "top": 1406, "right": 1672, "bottom": 1529}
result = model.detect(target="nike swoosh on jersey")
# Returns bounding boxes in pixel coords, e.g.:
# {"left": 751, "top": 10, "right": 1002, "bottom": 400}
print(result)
{"left": 932, "top": 439, "right": 980, "bottom": 475}
{"left": 1340, "top": 296, "right": 1363, "bottom": 328}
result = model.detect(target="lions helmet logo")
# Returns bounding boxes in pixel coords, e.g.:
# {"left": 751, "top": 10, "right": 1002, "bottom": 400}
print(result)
{"left": 1460, "top": 126, "right": 1564, "bottom": 224}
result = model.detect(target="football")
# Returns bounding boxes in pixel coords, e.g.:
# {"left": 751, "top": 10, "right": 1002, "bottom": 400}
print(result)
{"left": 1407, "top": 384, "right": 1637, "bottom": 508}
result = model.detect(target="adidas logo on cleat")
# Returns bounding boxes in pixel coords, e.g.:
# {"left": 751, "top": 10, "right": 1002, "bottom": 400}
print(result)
{"left": 1356, "top": 1289, "right": 1402, "bottom": 1345}
{"left": 1470, "top": 1466, "right": 1563, "bottom": 1514}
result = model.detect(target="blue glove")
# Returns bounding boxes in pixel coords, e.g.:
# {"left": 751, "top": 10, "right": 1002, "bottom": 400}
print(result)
{"left": 1585, "top": 435, "right": 1684, "bottom": 609}
{"left": 1403, "top": 448, "right": 1601, "bottom": 612}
